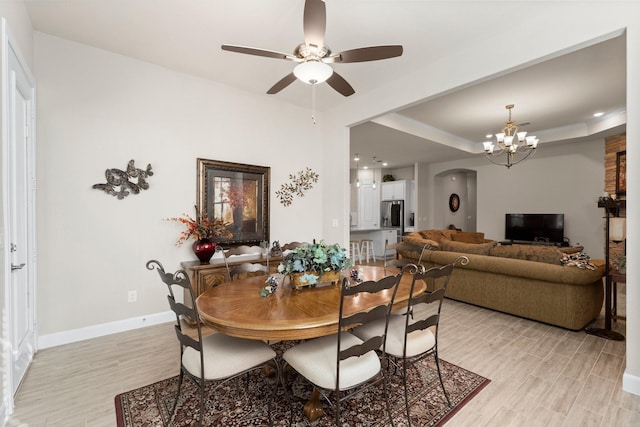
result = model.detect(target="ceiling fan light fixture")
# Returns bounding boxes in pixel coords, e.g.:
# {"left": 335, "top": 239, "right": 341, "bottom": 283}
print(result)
{"left": 293, "top": 60, "right": 333, "bottom": 84}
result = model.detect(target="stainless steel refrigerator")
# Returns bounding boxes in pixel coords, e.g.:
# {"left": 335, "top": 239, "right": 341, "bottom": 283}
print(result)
{"left": 380, "top": 200, "right": 404, "bottom": 238}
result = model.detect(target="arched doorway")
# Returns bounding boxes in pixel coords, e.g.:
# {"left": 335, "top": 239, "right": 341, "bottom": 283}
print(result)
{"left": 434, "top": 169, "right": 477, "bottom": 231}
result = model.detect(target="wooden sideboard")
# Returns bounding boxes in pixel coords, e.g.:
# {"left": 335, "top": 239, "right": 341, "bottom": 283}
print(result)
{"left": 181, "top": 254, "right": 282, "bottom": 299}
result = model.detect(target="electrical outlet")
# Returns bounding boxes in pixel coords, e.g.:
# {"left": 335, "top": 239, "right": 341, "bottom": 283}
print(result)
{"left": 128, "top": 290, "right": 137, "bottom": 303}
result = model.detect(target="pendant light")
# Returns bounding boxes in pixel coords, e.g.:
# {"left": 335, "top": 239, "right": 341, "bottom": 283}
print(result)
{"left": 372, "top": 157, "right": 378, "bottom": 189}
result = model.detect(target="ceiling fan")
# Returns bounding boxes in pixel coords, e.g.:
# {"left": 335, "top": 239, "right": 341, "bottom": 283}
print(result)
{"left": 221, "top": 0, "right": 403, "bottom": 97}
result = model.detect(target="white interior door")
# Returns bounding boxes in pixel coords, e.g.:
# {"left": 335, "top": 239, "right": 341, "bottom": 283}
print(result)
{"left": 358, "top": 183, "right": 380, "bottom": 229}
{"left": 3, "top": 20, "right": 37, "bottom": 399}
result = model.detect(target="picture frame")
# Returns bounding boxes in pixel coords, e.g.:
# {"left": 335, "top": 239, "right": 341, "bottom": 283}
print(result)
{"left": 197, "top": 158, "right": 270, "bottom": 246}
{"left": 616, "top": 150, "right": 626, "bottom": 197}
{"left": 449, "top": 193, "right": 460, "bottom": 212}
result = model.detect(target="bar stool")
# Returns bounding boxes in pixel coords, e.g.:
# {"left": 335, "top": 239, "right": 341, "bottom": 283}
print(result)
{"left": 360, "top": 239, "right": 376, "bottom": 263}
{"left": 349, "top": 240, "right": 362, "bottom": 264}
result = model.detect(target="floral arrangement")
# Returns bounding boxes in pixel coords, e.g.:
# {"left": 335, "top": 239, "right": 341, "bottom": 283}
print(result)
{"left": 277, "top": 241, "right": 352, "bottom": 285}
{"left": 165, "top": 208, "right": 233, "bottom": 246}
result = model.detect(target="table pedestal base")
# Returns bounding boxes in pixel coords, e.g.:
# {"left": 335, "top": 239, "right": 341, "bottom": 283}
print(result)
{"left": 303, "top": 388, "right": 324, "bottom": 421}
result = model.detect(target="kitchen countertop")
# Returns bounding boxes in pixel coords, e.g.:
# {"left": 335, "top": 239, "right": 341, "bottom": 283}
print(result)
{"left": 350, "top": 227, "right": 399, "bottom": 233}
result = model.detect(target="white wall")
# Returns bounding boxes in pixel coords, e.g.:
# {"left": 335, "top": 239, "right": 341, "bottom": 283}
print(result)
{"left": 34, "top": 33, "right": 324, "bottom": 339}
{"left": 426, "top": 139, "right": 605, "bottom": 258}
{"left": 0, "top": 3, "right": 33, "bottom": 70}
{"left": 24, "top": 0, "right": 640, "bottom": 398}
{"left": 320, "top": 3, "right": 639, "bottom": 396}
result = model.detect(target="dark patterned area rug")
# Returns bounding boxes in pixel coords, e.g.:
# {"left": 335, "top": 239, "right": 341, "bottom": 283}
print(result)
{"left": 115, "top": 344, "right": 489, "bottom": 426}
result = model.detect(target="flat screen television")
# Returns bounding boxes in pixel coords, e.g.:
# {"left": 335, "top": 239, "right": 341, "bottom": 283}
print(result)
{"left": 505, "top": 213, "right": 564, "bottom": 244}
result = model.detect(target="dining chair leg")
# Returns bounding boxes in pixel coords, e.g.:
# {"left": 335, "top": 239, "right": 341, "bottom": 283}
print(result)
{"left": 199, "top": 379, "right": 205, "bottom": 427}
{"left": 403, "top": 360, "right": 412, "bottom": 426}
{"left": 280, "top": 361, "right": 295, "bottom": 426}
{"left": 171, "top": 370, "right": 184, "bottom": 424}
{"left": 434, "top": 351, "right": 452, "bottom": 407}
{"left": 382, "top": 358, "right": 396, "bottom": 427}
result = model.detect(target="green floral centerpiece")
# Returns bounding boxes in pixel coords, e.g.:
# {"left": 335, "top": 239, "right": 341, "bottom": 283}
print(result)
{"left": 278, "top": 241, "right": 353, "bottom": 288}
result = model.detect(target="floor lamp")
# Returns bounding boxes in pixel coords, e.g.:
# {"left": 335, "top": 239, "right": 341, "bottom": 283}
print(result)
{"left": 585, "top": 198, "right": 625, "bottom": 341}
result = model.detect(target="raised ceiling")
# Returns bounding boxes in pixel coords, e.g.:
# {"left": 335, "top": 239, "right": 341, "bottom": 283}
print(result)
{"left": 24, "top": 1, "right": 626, "bottom": 168}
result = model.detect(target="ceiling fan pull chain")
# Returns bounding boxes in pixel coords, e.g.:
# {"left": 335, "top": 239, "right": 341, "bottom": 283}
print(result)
{"left": 311, "top": 83, "right": 317, "bottom": 124}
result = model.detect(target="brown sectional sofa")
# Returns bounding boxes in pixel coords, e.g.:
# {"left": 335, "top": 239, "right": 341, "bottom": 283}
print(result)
{"left": 399, "top": 230, "right": 606, "bottom": 330}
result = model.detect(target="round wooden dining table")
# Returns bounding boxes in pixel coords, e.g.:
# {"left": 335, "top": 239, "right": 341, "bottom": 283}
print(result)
{"left": 196, "top": 265, "right": 423, "bottom": 341}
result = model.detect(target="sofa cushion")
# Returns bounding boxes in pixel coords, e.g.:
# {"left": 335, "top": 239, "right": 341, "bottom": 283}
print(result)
{"left": 417, "top": 229, "right": 456, "bottom": 243}
{"left": 489, "top": 244, "right": 563, "bottom": 265}
{"left": 450, "top": 231, "right": 485, "bottom": 244}
{"left": 439, "top": 238, "right": 497, "bottom": 255}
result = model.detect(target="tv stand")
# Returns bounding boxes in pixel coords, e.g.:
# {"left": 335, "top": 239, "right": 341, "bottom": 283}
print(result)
{"left": 500, "top": 240, "right": 567, "bottom": 247}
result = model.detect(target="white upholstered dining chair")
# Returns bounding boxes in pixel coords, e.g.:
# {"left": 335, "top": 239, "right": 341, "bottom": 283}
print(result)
{"left": 146, "top": 259, "right": 278, "bottom": 426}
{"left": 222, "top": 244, "right": 268, "bottom": 281}
{"left": 281, "top": 273, "right": 402, "bottom": 426}
{"left": 353, "top": 256, "right": 468, "bottom": 426}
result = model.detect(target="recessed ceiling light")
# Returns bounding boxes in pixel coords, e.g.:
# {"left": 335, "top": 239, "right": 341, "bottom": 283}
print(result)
{"left": 363, "top": 166, "right": 369, "bottom": 170}
{"left": 593, "top": 112, "right": 604, "bottom": 117}
{"left": 382, "top": 162, "right": 388, "bottom": 166}
{"left": 485, "top": 134, "right": 493, "bottom": 139}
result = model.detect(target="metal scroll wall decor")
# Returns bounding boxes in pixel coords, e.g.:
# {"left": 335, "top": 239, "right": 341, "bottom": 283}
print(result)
{"left": 275, "top": 167, "right": 319, "bottom": 207}
{"left": 92, "top": 159, "right": 153, "bottom": 200}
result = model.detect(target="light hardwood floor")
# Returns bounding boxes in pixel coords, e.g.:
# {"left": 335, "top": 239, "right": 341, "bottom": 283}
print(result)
{"left": 7, "top": 260, "right": 640, "bottom": 426}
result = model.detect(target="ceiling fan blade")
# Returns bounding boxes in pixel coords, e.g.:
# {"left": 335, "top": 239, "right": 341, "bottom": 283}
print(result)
{"left": 267, "top": 73, "right": 297, "bottom": 94}
{"left": 222, "top": 44, "right": 295, "bottom": 61}
{"left": 332, "top": 45, "right": 404, "bottom": 63}
{"left": 326, "top": 72, "right": 355, "bottom": 97}
{"left": 303, "top": 0, "right": 326, "bottom": 48}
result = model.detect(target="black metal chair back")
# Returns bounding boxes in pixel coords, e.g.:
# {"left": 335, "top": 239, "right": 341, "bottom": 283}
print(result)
{"left": 146, "top": 259, "right": 207, "bottom": 425}
{"left": 333, "top": 272, "right": 403, "bottom": 426}
{"left": 397, "top": 256, "right": 468, "bottom": 425}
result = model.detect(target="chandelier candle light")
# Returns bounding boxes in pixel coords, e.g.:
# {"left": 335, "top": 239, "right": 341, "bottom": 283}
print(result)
{"left": 483, "top": 104, "right": 539, "bottom": 168}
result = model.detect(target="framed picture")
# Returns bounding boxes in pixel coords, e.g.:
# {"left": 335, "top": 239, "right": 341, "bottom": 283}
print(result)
{"left": 616, "top": 150, "right": 626, "bottom": 197}
{"left": 197, "top": 158, "right": 270, "bottom": 246}
{"left": 449, "top": 193, "right": 460, "bottom": 212}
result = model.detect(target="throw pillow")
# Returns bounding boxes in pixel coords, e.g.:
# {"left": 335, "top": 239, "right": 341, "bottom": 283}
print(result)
{"left": 440, "top": 238, "right": 496, "bottom": 255}
{"left": 560, "top": 251, "right": 597, "bottom": 270}
{"left": 450, "top": 231, "right": 486, "bottom": 244}
{"left": 404, "top": 234, "right": 439, "bottom": 249}
{"left": 417, "top": 229, "right": 457, "bottom": 243}
{"left": 558, "top": 246, "right": 584, "bottom": 254}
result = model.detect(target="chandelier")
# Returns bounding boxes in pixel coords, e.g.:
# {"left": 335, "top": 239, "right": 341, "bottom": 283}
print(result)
{"left": 482, "top": 104, "right": 539, "bottom": 168}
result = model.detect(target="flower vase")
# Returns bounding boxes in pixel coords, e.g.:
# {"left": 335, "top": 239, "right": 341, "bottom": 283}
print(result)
{"left": 192, "top": 238, "right": 216, "bottom": 264}
{"left": 290, "top": 270, "right": 341, "bottom": 289}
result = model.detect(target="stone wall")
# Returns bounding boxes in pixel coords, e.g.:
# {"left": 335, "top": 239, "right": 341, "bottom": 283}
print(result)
{"left": 605, "top": 133, "right": 626, "bottom": 268}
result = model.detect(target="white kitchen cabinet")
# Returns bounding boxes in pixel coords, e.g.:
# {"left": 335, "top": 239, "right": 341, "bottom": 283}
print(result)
{"left": 357, "top": 183, "right": 379, "bottom": 229}
{"left": 381, "top": 180, "right": 406, "bottom": 201}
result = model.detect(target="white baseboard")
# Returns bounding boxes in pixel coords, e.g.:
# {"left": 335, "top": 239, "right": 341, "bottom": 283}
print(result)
{"left": 37, "top": 311, "right": 174, "bottom": 349}
{"left": 623, "top": 371, "right": 640, "bottom": 397}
